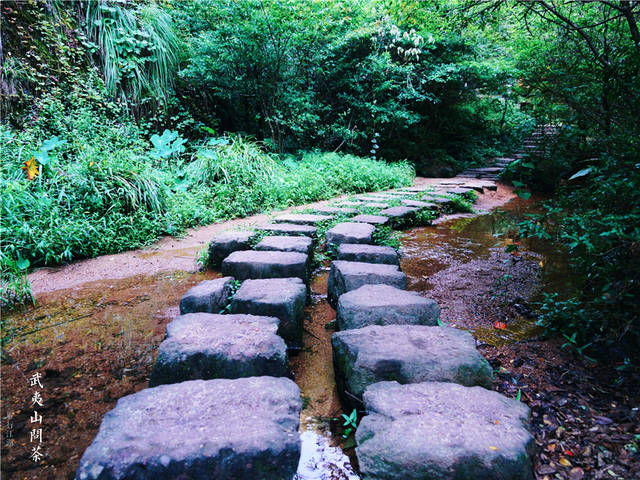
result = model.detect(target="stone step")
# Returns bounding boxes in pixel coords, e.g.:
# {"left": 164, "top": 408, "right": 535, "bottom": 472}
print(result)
{"left": 222, "top": 250, "right": 308, "bottom": 281}
{"left": 417, "top": 195, "right": 453, "bottom": 206}
{"left": 351, "top": 214, "right": 390, "bottom": 226}
{"left": 273, "top": 213, "right": 333, "bottom": 225}
{"left": 445, "top": 187, "right": 475, "bottom": 196}
{"left": 230, "top": 278, "right": 306, "bottom": 345}
{"left": 150, "top": 313, "right": 288, "bottom": 386}
{"left": 332, "top": 325, "right": 493, "bottom": 403}
{"left": 379, "top": 206, "right": 420, "bottom": 226}
{"left": 179, "top": 277, "right": 235, "bottom": 315}
{"left": 356, "top": 381, "right": 534, "bottom": 480}
{"left": 76, "top": 377, "right": 301, "bottom": 480}
{"left": 336, "top": 244, "right": 399, "bottom": 266}
{"left": 312, "top": 206, "right": 358, "bottom": 216}
{"left": 336, "top": 284, "right": 438, "bottom": 330}
{"left": 327, "top": 261, "right": 406, "bottom": 307}
{"left": 362, "top": 202, "right": 390, "bottom": 209}
{"left": 400, "top": 199, "right": 437, "bottom": 208}
{"left": 357, "top": 196, "right": 389, "bottom": 202}
{"left": 325, "top": 222, "right": 375, "bottom": 248}
{"left": 254, "top": 235, "right": 313, "bottom": 257}
{"left": 335, "top": 200, "right": 363, "bottom": 207}
{"left": 208, "top": 231, "right": 255, "bottom": 268}
{"left": 259, "top": 223, "right": 317, "bottom": 237}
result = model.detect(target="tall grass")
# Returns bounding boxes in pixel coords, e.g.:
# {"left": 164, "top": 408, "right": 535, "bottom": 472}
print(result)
{"left": 83, "top": 2, "right": 181, "bottom": 107}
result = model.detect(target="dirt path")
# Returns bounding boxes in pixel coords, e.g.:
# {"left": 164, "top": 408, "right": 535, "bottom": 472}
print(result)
{"left": 28, "top": 177, "right": 511, "bottom": 294}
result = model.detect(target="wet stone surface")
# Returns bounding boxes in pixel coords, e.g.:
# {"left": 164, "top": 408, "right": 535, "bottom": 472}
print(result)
{"left": 260, "top": 223, "right": 317, "bottom": 237}
{"left": 327, "top": 261, "right": 406, "bottom": 308}
{"left": 208, "top": 231, "right": 255, "bottom": 267}
{"left": 179, "top": 276, "right": 235, "bottom": 314}
{"left": 221, "top": 250, "right": 309, "bottom": 281}
{"left": 356, "top": 381, "right": 534, "bottom": 480}
{"left": 150, "top": 313, "right": 288, "bottom": 386}
{"left": 336, "top": 284, "right": 438, "bottom": 330}
{"left": 350, "top": 214, "right": 389, "bottom": 226}
{"left": 332, "top": 325, "right": 493, "bottom": 402}
{"left": 274, "top": 214, "right": 334, "bottom": 225}
{"left": 325, "top": 223, "right": 375, "bottom": 248}
{"left": 255, "top": 235, "right": 313, "bottom": 257}
{"left": 76, "top": 377, "right": 302, "bottom": 480}
{"left": 336, "top": 244, "right": 399, "bottom": 266}
{"left": 231, "top": 277, "right": 307, "bottom": 345}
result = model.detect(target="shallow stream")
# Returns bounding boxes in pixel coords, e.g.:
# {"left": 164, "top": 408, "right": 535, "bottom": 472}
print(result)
{"left": 1, "top": 196, "right": 574, "bottom": 479}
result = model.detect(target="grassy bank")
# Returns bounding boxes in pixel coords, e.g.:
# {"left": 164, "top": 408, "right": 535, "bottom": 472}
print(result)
{"left": 1, "top": 110, "right": 413, "bottom": 305}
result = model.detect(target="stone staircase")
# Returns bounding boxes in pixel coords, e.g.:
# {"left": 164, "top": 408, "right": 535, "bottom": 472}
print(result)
{"left": 75, "top": 181, "right": 535, "bottom": 480}
{"left": 459, "top": 124, "right": 558, "bottom": 181}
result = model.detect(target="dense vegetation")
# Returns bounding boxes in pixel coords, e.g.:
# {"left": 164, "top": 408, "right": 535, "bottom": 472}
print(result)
{"left": 1, "top": 1, "right": 638, "bottom": 361}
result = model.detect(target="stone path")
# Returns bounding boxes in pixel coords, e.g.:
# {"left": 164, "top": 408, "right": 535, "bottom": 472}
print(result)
{"left": 76, "top": 175, "right": 533, "bottom": 479}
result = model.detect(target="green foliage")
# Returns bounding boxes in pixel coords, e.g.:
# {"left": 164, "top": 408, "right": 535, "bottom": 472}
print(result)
{"left": 341, "top": 409, "right": 358, "bottom": 439}
{"left": 372, "top": 226, "right": 401, "bottom": 250}
{"left": 83, "top": 2, "right": 182, "bottom": 109}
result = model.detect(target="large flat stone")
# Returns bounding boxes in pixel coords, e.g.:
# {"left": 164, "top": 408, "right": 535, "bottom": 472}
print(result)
{"left": 312, "top": 206, "right": 359, "bottom": 216}
{"left": 255, "top": 235, "right": 313, "bottom": 256}
{"left": 362, "top": 202, "right": 389, "bottom": 209}
{"left": 325, "top": 223, "right": 375, "bottom": 248}
{"left": 335, "top": 201, "right": 362, "bottom": 207}
{"left": 179, "top": 277, "right": 235, "bottom": 314}
{"left": 150, "top": 313, "right": 288, "bottom": 386}
{"left": 327, "top": 261, "right": 406, "bottom": 308}
{"left": 231, "top": 278, "right": 306, "bottom": 344}
{"left": 76, "top": 377, "right": 301, "bottom": 480}
{"left": 259, "top": 223, "right": 317, "bottom": 237}
{"left": 274, "top": 214, "right": 333, "bottom": 225}
{"left": 336, "top": 284, "right": 438, "bottom": 329}
{"left": 332, "top": 325, "right": 493, "bottom": 401}
{"left": 351, "top": 214, "right": 389, "bottom": 226}
{"left": 221, "top": 250, "right": 308, "bottom": 281}
{"left": 358, "top": 196, "right": 389, "bottom": 202}
{"left": 356, "top": 381, "right": 534, "bottom": 480}
{"left": 379, "top": 206, "right": 419, "bottom": 225}
{"left": 208, "top": 231, "right": 255, "bottom": 267}
{"left": 401, "top": 199, "right": 437, "bottom": 208}
{"left": 337, "top": 244, "right": 399, "bottom": 266}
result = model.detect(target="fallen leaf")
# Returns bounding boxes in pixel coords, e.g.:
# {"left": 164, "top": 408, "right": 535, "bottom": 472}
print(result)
{"left": 559, "top": 457, "right": 572, "bottom": 467}
{"left": 489, "top": 446, "right": 499, "bottom": 450}
{"left": 21, "top": 157, "right": 39, "bottom": 180}
{"left": 494, "top": 321, "right": 507, "bottom": 330}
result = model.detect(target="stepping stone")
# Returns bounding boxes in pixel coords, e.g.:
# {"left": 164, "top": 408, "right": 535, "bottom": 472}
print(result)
{"left": 255, "top": 235, "right": 313, "bottom": 257}
{"left": 336, "top": 284, "right": 438, "bottom": 329}
{"left": 208, "top": 231, "right": 255, "bottom": 267}
{"left": 356, "top": 381, "right": 534, "bottom": 480}
{"left": 327, "top": 261, "right": 406, "bottom": 307}
{"left": 335, "top": 201, "right": 362, "bottom": 207}
{"left": 447, "top": 187, "right": 475, "bottom": 195}
{"left": 259, "top": 223, "right": 317, "bottom": 237}
{"left": 351, "top": 214, "right": 389, "bottom": 226}
{"left": 222, "top": 250, "right": 308, "bottom": 281}
{"left": 230, "top": 278, "right": 306, "bottom": 345}
{"left": 337, "top": 244, "right": 399, "bottom": 266}
{"left": 274, "top": 213, "right": 333, "bottom": 225}
{"left": 179, "top": 277, "right": 235, "bottom": 315}
{"left": 358, "top": 196, "right": 389, "bottom": 202}
{"left": 362, "top": 202, "right": 389, "bottom": 209}
{"left": 332, "top": 325, "right": 493, "bottom": 401}
{"left": 325, "top": 222, "right": 375, "bottom": 248}
{"left": 400, "top": 199, "right": 437, "bottom": 209}
{"left": 379, "top": 206, "right": 419, "bottom": 225}
{"left": 150, "top": 313, "right": 288, "bottom": 386}
{"left": 419, "top": 195, "right": 453, "bottom": 205}
{"left": 76, "top": 377, "right": 301, "bottom": 480}
{"left": 313, "top": 206, "right": 358, "bottom": 216}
